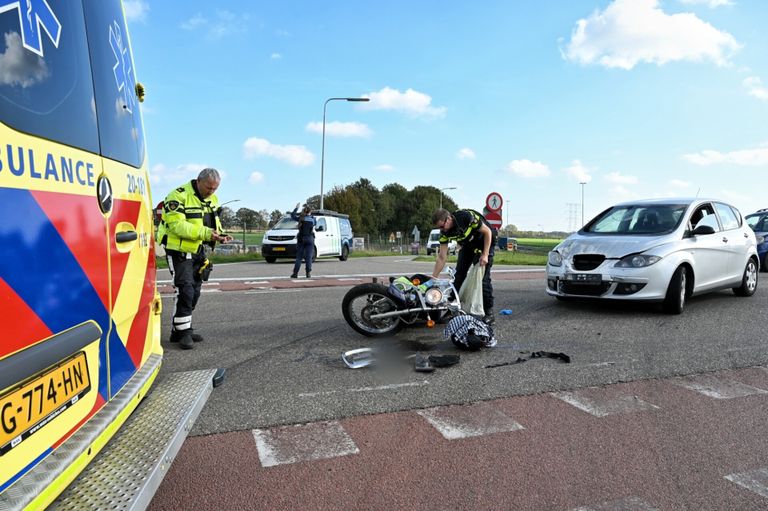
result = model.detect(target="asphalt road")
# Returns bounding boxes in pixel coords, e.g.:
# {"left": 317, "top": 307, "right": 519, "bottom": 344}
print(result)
{"left": 155, "top": 257, "right": 768, "bottom": 435}
{"left": 150, "top": 256, "right": 768, "bottom": 510}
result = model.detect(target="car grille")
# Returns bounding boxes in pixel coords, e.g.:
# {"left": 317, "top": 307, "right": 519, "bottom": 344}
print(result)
{"left": 573, "top": 254, "right": 605, "bottom": 271}
{"left": 561, "top": 281, "right": 611, "bottom": 296}
{"left": 268, "top": 235, "right": 295, "bottom": 241}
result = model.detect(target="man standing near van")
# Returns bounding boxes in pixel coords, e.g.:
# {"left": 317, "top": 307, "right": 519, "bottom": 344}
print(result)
{"left": 290, "top": 202, "right": 316, "bottom": 278}
{"left": 431, "top": 208, "right": 497, "bottom": 325}
{"left": 156, "top": 168, "right": 232, "bottom": 349}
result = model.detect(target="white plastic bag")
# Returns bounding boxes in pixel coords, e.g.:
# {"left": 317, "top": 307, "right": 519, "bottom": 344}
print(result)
{"left": 458, "top": 263, "right": 485, "bottom": 315}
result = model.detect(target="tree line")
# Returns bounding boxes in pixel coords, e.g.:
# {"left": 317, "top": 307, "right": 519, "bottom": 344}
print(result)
{"left": 219, "top": 178, "right": 460, "bottom": 238}
{"left": 219, "top": 177, "right": 570, "bottom": 239}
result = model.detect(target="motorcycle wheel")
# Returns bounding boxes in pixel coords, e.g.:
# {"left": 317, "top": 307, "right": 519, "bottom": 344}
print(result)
{"left": 342, "top": 283, "right": 404, "bottom": 337}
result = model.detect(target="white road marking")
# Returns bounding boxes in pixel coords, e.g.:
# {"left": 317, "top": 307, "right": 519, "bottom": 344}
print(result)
{"left": 298, "top": 381, "right": 429, "bottom": 398}
{"left": 243, "top": 289, "right": 303, "bottom": 294}
{"left": 726, "top": 468, "right": 768, "bottom": 499}
{"left": 337, "top": 278, "right": 363, "bottom": 281}
{"left": 568, "top": 496, "right": 660, "bottom": 510}
{"left": 416, "top": 402, "right": 524, "bottom": 440}
{"left": 199, "top": 289, "right": 221, "bottom": 293}
{"left": 551, "top": 390, "right": 660, "bottom": 417}
{"left": 252, "top": 420, "right": 359, "bottom": 468}
{"left": 244, "top": 281, "right": 269, "bottom": 285}
{"left": 673, "top": 375, "right": 768, "bottom": 399}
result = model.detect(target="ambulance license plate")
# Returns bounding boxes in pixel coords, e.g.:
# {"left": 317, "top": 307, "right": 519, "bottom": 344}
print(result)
{"left": 273, "top": 247, "right": 286, "bottom": 252}
{"left": 0, "top": 352, "right": 91, "bottom": 456}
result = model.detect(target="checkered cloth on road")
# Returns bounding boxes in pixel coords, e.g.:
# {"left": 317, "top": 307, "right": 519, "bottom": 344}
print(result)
{"left": 443, "top": 314, "right": 497, "bottom": 349}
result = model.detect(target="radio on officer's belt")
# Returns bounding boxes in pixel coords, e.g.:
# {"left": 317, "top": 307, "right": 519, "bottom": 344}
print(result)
{"left": 198, "top": 259, "right": 213, "bottom": 281}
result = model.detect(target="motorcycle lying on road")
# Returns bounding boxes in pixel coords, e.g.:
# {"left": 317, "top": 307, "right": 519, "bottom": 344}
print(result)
{"left": 342, "top": 268, "right": 462, "bottom": 337}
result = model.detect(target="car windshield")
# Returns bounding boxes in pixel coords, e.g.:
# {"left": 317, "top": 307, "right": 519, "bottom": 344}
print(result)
{"left": 273, "top": 216, "right": 298, "bottom": 230}
{"left": 429, "top": 232, "right": 440, "bottom": 241}
{"left": 746, "top": 214, "right": 768, "bottom": 232}
{"left": 585, "top": 204, "right": 687, "bottom": 235}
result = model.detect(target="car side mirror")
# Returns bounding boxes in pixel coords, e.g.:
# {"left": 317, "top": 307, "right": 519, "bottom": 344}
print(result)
{"left": 692, "top": 224, "right": 715, "bottom": 236}
{"left": 316, "top": 225, "right": 325, "bottom": 232}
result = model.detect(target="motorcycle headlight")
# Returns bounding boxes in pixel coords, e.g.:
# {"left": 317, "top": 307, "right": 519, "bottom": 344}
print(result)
{"left": 614, "top": 254, "right": 661, "bottom": 268}
{"left": 757, "top": 235, "right": 765, "bottom": 245}
{"left": 548, "top": 251, "right": 563, "bottom": 267}
{"left": 425, "top": 287, "right": 443, "bottom": 306}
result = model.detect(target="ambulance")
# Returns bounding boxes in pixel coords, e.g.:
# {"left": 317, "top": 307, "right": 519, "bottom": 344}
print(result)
{"left": 0, "top": 2, "right": 217, "bottom": 509}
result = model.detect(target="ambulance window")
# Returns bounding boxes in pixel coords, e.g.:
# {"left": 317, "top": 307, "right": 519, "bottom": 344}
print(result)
{"left": 83, "top": 1, "right": 145, "bottom": 168}
{"left": 0, "top": 1, "right": 98, "bottom": 152}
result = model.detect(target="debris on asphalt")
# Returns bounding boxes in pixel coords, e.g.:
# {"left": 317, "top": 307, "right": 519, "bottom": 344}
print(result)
{"left": 428, "top": 354, "right": 460, "bottom": 367}
{"left": 342, "top": 348, "right": 376, "bottom": 369}
{"left": 500, "top": 309, "right": 513, "bottom": 315}
{"left": 484, "top": 350, "right": 571, "bottom": 369}
{"left": 414, "top": 354, "right": 435, "bottom": 373}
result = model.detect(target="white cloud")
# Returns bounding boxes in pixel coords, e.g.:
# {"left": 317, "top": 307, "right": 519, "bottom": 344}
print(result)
{"left": 679, "top": 0, "right": 734, "bottom": 7}
{"left": 181, "top": 11, "right": 249, "bottom": 38}
{"left": 506, "top": 159, "right": 550, "bottom": 178}
{"left": 305, "top": 121, "right": 372, "bottom": 138}
{"left": 374, "top": 164, "right": 395, "bottom": 172}
{"left": 682, "top": 144, "right": 768, "bottom": 166}
{"left": 609, "top": 185, "right": 640, "bottom": 200}
{"left": 669, "top": 178, "right": 691, "bottom": 188}
{"left": 248, "top": 171, "right": 264, "bottom": 184}
{"left": 123, "top": 0, "right": 149, "bottom": 22}
{"left": 604, "top": 171, "right": 639, "bottom": 184}
{"left": 181, "top": 13, "right": 207, "bottom": 30}
{"left": 270, "top": 53, "right": 282, "bottom": 60}
{"left": 242, "top": 137, "right": 315, "bottom": 167}
{"left": 149, "top": 163, "right": 207, "bottom": 186}
{"left": 457, "top": 148, "right": 476, "bottom": 160}
{"left": 0, "top": 32, "right": 48, "bottom": 87}
{"left": 563, "top": 159, "right": 592, "bottom": 183}
{"left": 359, "top": 87, "right": 447, "bottom": 119}
{"left": 564, "top": 0, "right": 740, "bottom": 70}
{"left": 744, "top": 77, "right": 768, "bottom": 101}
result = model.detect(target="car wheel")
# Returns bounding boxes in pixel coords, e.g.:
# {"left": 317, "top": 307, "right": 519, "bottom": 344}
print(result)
{"left": 733, "top": 258, "right": 758, "bottom": 296}
{"left": 339, "top": 245, "right": 349, "bottom": 261}
{"left": 264, "top": 256, "right": 276, "bottom": 263}
{"left": 762, "top": 254, "right": 767, "bottom": 273}
{"left": 426, "top": 249, "right": 432, "bottom": 256}
{"left": 662, "top": 266, "right": 687, "bottom": 314}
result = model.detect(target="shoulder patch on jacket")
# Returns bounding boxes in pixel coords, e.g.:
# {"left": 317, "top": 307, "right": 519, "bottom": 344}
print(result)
{"left": 166, "top": 200, "right": 180, "bottom": 212}
{"left": 176, "top": 187, "right": 185, "bottom": 193}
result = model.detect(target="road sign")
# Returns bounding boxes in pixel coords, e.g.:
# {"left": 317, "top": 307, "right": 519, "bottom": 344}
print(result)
{"left": 486, "top": 192, "right": 503, "bottom": 212}
{"left": 485, "top": 209, "right": 503, "bottom": 229}
{"left": 412, "top": 225, "right": 421, "bottom": 242}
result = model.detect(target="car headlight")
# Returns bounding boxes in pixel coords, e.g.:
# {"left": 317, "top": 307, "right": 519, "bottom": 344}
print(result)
{"left": 425, "top": 287, "right": 444, "bottom": 306}
{"left": 548, "top": 251, "right": 563, "bottom": 267}
{"left": 757, "top": 235, "right": 765, "bottom": 244}
{"left": 614, "top": 254, "right": 661, "bottom": 268}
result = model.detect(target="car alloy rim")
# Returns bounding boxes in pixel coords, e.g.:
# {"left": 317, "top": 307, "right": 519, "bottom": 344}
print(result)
{"left": 679, "top": 271, "right": 686, "bottom": 307}
{"left": 747, "top": 262, "right": 757, "bottom": 291}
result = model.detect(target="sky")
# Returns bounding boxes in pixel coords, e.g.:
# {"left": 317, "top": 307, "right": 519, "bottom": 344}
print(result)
{"left": 124, "top": 0, "right": 768, "bottom": 232}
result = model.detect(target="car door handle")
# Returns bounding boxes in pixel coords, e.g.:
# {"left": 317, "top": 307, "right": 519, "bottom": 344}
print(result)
{"left": 721, "top": 237, "right": 728, "bottom": 243}
{"left": 744, "top": 232, "right": 750, "bottom": 238}
{"left": 116, "top": 230, "right": 138, "bottom": 243}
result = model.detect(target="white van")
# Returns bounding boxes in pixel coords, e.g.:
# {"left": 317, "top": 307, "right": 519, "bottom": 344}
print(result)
{"left": 262, "top": 209, "right": 354, "bottom": 263}
{"left": 426, "top": 228, "right": 458, "bottom": 255}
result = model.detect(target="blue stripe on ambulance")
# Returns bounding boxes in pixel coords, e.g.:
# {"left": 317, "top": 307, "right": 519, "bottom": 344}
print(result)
{"left": 0, "top": 188, "right": 136, "bottom": 399}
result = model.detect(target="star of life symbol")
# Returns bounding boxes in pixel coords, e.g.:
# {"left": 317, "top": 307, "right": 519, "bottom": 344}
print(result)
{"left": 109, "top": 21, "right": 136, "bottom": 114}
{"left": 0, "top": 0, "right": 61, "bottom": 57}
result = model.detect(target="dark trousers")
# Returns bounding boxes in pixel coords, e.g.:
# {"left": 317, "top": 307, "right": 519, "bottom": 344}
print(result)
{"left": 293, "top": 238, "right": 314, "bottom": 274}
{"left": 453, "top": 242, "right": 495, "bottom": 316}
{"left": 166, "top": 248, "right": 206, "bottom": 332}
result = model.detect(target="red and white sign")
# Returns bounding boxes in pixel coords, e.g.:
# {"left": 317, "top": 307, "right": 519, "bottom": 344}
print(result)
{"left": 485, "top": 192, "right": 503, "bottom": 212}
{"left": 485, "top": 209, "right": 503, "bottom": 229}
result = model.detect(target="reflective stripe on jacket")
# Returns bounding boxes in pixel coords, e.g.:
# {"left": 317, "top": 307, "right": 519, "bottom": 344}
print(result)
{"left": 156, "top": 180, "right": 222, "bottom": 253}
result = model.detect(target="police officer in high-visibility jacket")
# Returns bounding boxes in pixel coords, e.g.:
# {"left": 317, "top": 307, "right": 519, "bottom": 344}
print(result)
{"left": 156, "top": 168, "right": 232, "bottom": 349}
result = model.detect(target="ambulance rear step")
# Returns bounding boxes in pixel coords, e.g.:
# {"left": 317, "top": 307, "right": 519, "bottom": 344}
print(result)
{"left": 50, "top": 366, "right": 219, "bottom": 510}
{"left": 0, "top": 354, "right": 221, "bottom": 511}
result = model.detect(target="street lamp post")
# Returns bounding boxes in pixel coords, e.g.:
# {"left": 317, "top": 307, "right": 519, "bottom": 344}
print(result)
{"left": 320, "top": 97, "right": 370, "bottom": 210}
{"left": 439, "top": 187, "right": 457, "bottom": 209}
{"left": 579, "top": 181, "right": 586, "bottom": 226}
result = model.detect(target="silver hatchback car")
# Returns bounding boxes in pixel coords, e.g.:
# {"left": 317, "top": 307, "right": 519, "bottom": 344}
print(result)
{"left": 546, "top": 198, "right": 759, "bottom": 314}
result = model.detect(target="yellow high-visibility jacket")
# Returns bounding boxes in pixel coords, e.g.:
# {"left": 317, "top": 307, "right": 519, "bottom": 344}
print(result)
{"left": 156, "top": 180, "right": 223, "bottom": 253}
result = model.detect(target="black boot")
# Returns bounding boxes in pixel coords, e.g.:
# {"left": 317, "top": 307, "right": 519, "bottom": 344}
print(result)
{"left": 178, "top": 330, "right": 194, "bottom": 350}
{"left": 290, "top": 273, "right": 298, "bottom": 278}
{"left": 171, "top": 328, "right": 203, "bottom": 343}
{"left": 306, "top": 271, "right": 311, "bottom": 278}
